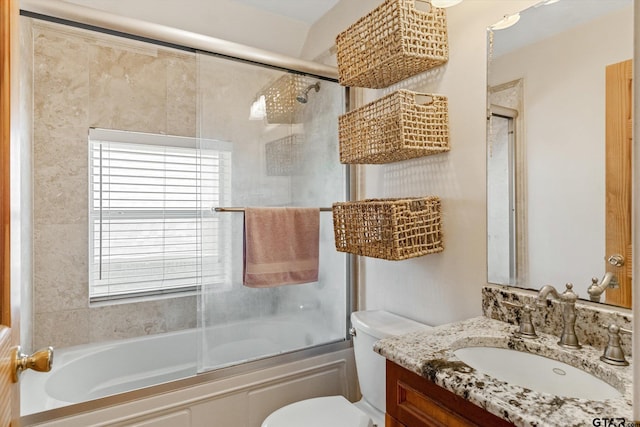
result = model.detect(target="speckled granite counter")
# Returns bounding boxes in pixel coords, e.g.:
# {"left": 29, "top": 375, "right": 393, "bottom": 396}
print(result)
{"left": 374, "top": 316, "right": 633, "bottom": 427}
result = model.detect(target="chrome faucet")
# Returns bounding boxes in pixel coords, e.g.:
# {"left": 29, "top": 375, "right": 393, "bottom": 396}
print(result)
{"left": 536, "top": 283, "right": 581, "bottom": 349}
{"left": 587, "top": 272, "right": 619, "bottom": 302}
{"left": 502, "top": 301, "right": 538, "bottom": 339}
{"left": 599, "top": 324, "right": 631, "bottom": 366}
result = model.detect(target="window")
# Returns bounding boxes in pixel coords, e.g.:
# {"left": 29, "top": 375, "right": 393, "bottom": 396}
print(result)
{"left": 88, "top": 129, "right": 231, "bottom": 302}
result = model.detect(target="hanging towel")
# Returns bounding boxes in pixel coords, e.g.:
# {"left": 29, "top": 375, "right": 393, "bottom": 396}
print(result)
{"left": 243, "top": 207, "right": 320, "bottom": 287}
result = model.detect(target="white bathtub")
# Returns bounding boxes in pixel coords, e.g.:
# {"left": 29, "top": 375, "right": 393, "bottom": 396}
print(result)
{"left": 21, "top": 314, "right": 335, "bottom": 416}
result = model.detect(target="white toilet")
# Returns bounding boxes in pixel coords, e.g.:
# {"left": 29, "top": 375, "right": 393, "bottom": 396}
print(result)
{"left": 261, "top": 310, "right": 430, "bottom": 427}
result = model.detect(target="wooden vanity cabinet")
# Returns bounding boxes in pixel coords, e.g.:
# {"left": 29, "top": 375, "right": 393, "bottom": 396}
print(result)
{"left": 385, "top": 360, "right": 514, "bottom": 427}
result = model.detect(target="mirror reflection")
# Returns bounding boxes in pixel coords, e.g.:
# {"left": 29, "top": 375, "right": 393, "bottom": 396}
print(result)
{"left": 486, "top": 0, "right": 633, "bottom": 308}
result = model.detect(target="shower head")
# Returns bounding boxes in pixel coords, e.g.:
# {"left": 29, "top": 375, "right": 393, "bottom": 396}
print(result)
{"left": 296, "top": 82, "right": 320, "bottom": 104}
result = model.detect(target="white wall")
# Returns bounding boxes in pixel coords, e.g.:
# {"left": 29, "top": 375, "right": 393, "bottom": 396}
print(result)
{"left": 302, "top": 0, "right": 539, "bottom": 326}
{"left": 63, "top": 0, "right": 310, "bottom": 57}
{"left": 489, "top": 7, "right": 633, "bottom": 292}
{"left": 300, "top": 0, "right": 380, "bottom": 63}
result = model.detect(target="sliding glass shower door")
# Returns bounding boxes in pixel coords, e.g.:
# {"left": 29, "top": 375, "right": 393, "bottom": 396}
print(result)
{"left": 195, "top": 52, "right": 349, "bottom": 373}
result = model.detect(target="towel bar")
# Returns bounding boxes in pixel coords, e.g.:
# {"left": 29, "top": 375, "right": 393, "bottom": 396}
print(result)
{"left": 214, "top": 207, "right": 332, "bottom": 212}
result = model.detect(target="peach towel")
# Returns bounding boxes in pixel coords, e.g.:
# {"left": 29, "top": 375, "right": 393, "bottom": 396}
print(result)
{"left": 243, "top": 207, "right": 319, "bottom": 287}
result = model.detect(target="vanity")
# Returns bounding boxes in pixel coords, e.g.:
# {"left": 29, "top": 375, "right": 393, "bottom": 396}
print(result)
{"left": 385, "top": 358, "right": 513, "bottom": 427}
{"left": 376, "top": 286, "right": 634, "bottom": 427}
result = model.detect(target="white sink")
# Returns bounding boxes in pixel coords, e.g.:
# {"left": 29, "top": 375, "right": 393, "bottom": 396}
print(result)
{"left": 453, "top": 346, "right": 622, "bottom": 401}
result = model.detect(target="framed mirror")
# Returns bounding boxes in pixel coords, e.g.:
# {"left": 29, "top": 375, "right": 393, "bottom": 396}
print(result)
{"left": 486, "top": 0, "right": 633, "bottom": 308}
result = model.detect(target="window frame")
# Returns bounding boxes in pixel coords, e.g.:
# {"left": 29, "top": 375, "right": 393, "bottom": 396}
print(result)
{"left": 88, "top": 128, "right": 232, "bottom": 303}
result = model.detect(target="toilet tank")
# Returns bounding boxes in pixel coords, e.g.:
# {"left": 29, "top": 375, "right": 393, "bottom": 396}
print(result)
{"left": 350, "top": 310, "right": 430, "bottom": 414}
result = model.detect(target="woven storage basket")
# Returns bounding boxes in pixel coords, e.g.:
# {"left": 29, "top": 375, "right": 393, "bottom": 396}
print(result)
{"left": 339, "top": 90, "right": 449, "bottom": 164}
{"left": 265, "top": 134, "right": 304, "bottom": 176}
{"left": 262, "top": 74, "right": 308, "bottom": 124}
{"left": 332, "top": 197, "right": 443, "bottom": 260}
{"left": 336, "top": 0, "right": 448, "bottom": 88}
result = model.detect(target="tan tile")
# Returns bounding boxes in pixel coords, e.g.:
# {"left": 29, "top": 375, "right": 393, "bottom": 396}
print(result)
{"left": 33, "top": 224, "right": 88, "bottom": 314}
{"left": 164, "top": 51, "right": 197, "bottom": 137}
{"left": 164, "top": 295, "right": 197, "bottom": 331}
{"left": 33, "top": 126, "right": 88, "bottom": 176}
{"left": 88, "top": 44, "right": 167, "bottom": 133}
{"left": 89, "top": 301, "right": 167, "bottom": 342}
{"left": 33, "top": 163, "right": 87, "bottom": 225}
{"left": 34, "top": 309, "right": 90, "bottom": 349}
{"left": 33, "top": 25, "right": 90, "bottom": 131}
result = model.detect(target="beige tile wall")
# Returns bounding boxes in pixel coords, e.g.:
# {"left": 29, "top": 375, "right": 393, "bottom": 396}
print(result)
{"left": 32, "top": 21, "right": 198, "bottom": 349}
{"left": 19, "top": 17, "right": 35, "bottom": 352}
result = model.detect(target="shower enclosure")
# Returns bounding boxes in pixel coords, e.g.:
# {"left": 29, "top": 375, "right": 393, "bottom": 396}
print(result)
{"left": 19, "top": 3, "right": 350, "bottom": 418}
{"left": 196, "top": 52, "right": 348, "bottom": 373}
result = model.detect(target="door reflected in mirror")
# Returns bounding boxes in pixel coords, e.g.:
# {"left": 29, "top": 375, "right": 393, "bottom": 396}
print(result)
{"left": 486, "top": 0, "right": 633, "bottom": 308}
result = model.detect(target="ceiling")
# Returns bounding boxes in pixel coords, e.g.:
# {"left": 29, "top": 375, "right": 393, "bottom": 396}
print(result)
{"left": 492, "top": 0, "right": 631, "bottom": 58}
{"left": 229, "top": 0, "right": 340, "bottom": 24}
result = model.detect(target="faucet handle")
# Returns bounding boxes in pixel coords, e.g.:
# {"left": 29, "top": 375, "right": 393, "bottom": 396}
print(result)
{"left": 607, "top": 254, "right": 625, "bottom": 267}
{"left": 502, "top": 301, "right": 538, "bottom": 339}
{"left": 502, "top": 301, "right": 532, "bottom": 310}
{"left": 599, "top": 324, "right": 631, "bottom": 366}
{"left": 601, "top": 324, "right": 632, "bottom": 335}
{"left": 560, "top": 283, "right": 578, "bottom": 302}
{"left": 502, "top": 300, "right": 521, "bottom": 309}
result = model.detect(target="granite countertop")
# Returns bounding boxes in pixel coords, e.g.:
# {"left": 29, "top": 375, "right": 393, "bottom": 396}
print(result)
{"left": 374, "top": 316, "right": 633, "bottom": 427}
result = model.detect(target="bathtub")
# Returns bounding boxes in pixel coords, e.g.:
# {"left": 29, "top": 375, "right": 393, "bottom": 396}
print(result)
{"left": 21, "top": 313, "right": 338, "bottom": 417}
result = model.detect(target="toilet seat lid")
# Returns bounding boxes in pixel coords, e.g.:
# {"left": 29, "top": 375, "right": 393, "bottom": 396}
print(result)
{"left": 261, "top": 396, "right": 372, "bottom": 427}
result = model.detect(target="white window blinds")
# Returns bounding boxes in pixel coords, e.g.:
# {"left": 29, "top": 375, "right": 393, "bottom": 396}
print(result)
{"left": 88, "top": 129, "right": 232, "bottom": 301}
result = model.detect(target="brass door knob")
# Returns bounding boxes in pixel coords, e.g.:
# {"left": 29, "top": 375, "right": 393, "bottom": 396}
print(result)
{"left": 11, "top": 346, "right": 54, "bottom": 383}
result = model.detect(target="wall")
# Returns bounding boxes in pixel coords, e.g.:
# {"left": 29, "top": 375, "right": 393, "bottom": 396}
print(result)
{"left": 488, "top": 7, "right": 633, "bottom": 290}
{"left": 303, "top": 0, "right": 540, "bottom": 327}
{"left": 300, "top": 0, "right": 380, "bottom": 63}
{"left": 30, "top": 20, "right": 199, "bottom": 350}
{"left": 18, "top": 17, "right": 34, "bottom": 354}
{"left": 63, "top": 0, "right": 310, "bottom": 58}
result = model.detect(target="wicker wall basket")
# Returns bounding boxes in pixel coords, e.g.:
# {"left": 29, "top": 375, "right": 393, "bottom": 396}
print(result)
{"left": 339, "top": 90, "right": 449, "bottom": 164}
{"left": 332, "top": 197, "right": 443, "bottom": 260}
{"left": 336, "top": 0, "right": 448, "bottom": 89}
{"left": 262, "top": 74, "right": 309, "bottom": 124}
{"left": 265, "top": 134, "right": 304, "bottom": 176}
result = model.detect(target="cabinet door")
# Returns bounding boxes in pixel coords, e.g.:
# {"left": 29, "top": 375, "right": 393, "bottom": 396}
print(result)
{"left": 385, "top": 413, "right": 407, "bottom": 427}
{"left": 386, "top": 360, "right": 514, "bottom": 427}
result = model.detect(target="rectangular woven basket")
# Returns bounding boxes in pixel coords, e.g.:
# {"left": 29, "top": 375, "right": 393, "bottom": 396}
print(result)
{"left": 336, "top": 0, "right": 448, "bottom": 89}
{"left": 262, "top": 74, "right": 308, "bottom": 124}
{"left": 265, "top": 134, "right": 304, "bottom": 176}
{"left": 339, "top": 90, "right": 449, "bottom": 164}
{"left": 332, "top": 197, "right": 443, "bottom": 260}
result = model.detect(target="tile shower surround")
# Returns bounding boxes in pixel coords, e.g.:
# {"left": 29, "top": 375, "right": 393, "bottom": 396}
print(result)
{"left": 30, "top": 19, "right": 344, "bottom": 350}
{"left": 31, "top": 21, "right": 199, "bottom": 349}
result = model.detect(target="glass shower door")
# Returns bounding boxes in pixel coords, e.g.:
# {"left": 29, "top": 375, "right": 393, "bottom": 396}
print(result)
{"left": 195, "top": 52, "right": 348, "bottom": 373}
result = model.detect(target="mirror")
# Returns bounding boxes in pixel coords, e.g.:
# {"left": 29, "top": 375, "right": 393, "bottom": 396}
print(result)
{"left": 486, "top": 0, "right": 633, "bottom": 308}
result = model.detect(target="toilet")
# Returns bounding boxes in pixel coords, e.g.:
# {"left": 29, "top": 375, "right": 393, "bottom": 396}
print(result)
{"left": 261, "top": 310, "right": 431, "bottom": 427}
